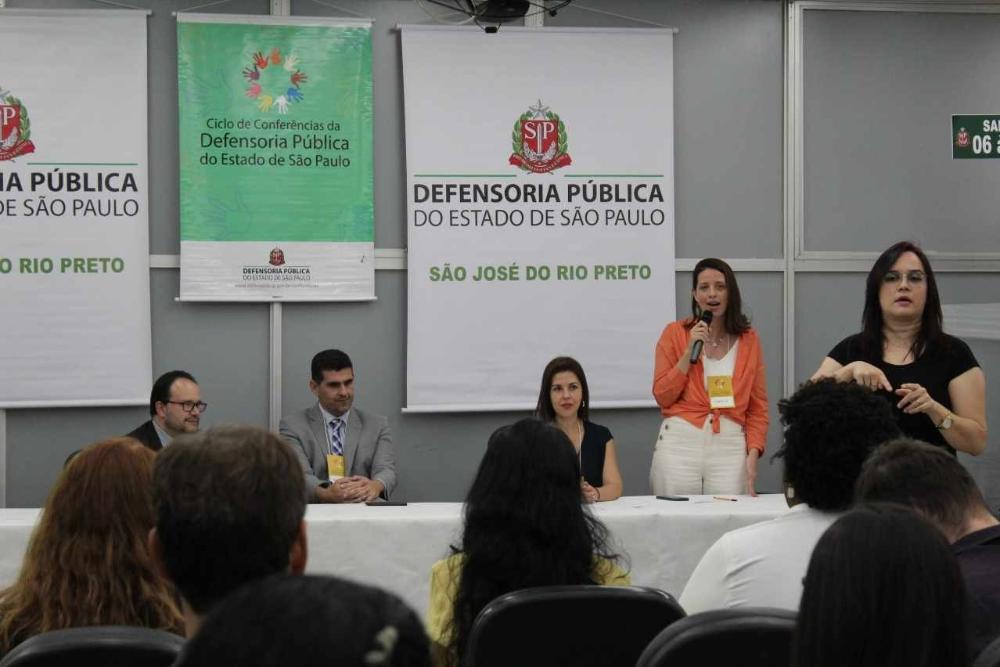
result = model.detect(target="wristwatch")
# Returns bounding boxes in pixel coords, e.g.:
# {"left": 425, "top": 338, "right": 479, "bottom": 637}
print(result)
{"left": 937, "top": 412, "right": 954, "bottom": 431}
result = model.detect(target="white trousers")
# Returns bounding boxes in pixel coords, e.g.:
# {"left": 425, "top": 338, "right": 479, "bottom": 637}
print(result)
{"left": 649, "top": 415, "right": 747, "bottom": 495}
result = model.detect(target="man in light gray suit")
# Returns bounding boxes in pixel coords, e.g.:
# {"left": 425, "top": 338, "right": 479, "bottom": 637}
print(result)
{"left": 279, "top": 349, "right": 397, "bottom": 503}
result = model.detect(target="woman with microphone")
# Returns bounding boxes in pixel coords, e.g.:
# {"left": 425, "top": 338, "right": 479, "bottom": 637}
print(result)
{"left": 651, "top": 258, "right": 769, "bottom": 496}
{"left": 811, "top": 241, "right": 987, "bottom": 455}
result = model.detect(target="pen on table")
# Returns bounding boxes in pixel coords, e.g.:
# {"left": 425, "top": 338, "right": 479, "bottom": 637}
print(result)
{"left": 713, "top": 496, "right": 738, "bottom": 502}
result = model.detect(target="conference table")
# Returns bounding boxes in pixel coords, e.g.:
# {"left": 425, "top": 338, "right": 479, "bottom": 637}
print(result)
{"left": 0, "top": 494, "right": 788, "bottom": 617}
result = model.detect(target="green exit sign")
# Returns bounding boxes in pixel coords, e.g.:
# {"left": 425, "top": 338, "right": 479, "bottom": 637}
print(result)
{"left": 952, "top": 115, "right": 1000, "bottom": 159}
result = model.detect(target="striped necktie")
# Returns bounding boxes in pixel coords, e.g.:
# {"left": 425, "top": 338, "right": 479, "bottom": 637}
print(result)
{"left": 329, "top": 417, "right": 345, "bottom": 456}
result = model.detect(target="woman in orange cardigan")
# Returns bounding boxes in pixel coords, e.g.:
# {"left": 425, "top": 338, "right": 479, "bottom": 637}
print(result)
{"left": 651, "top": 258, "right": 769, "bottom": 496}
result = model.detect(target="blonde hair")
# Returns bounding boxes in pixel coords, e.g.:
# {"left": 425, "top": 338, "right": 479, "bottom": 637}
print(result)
{"left": 0, "top": 438, "right": 182, "bottom": 652}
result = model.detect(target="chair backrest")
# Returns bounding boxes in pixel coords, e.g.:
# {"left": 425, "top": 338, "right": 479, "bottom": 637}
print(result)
{"left": 974, "top": 635, "right": 1000, "bottom": 667}
{"left": 0, "top": 626, "right": 184, "bottom": 667}
{"left": 636, "top": 607, "right": 797, "bottom": 667}
{"left": 464, "top": 585, "right": 685, "bottom": 667}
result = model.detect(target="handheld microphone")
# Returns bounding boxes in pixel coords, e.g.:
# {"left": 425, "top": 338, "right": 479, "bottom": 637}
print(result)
{"left": 690, "top": 310, "right": 714, "bottom": 364}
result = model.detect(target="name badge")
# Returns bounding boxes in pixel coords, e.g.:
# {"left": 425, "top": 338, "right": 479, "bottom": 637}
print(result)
{"left": 708, "top": 375, "right": 736, "bottom": 409}
{"left": 326, "top": 454, "right": 345, "bottom": 481}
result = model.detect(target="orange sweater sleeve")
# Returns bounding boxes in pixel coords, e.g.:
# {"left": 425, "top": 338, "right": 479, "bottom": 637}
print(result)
{"left": 652, "top": 321, "right": 690, "bottom": 409}
{"left": 743, "top": 334, "right": 769, "bottom": 453}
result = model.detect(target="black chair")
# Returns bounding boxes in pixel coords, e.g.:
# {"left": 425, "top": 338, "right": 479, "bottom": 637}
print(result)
{"left": 636, "top": 607, "right": 797, "bottom": 667}
{"left": 463, "top": 585, "right": 685, "bottom": 667}
{"left": 0, "top": 626, "right": 184, "bottom": 667}
{"left": 974, "top": 635, "right": 1000, "bottom": 667}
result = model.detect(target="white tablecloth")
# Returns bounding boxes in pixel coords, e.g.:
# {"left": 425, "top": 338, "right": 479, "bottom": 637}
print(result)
{"left": 0, "top": 495, "right": 788, "bottom": 617}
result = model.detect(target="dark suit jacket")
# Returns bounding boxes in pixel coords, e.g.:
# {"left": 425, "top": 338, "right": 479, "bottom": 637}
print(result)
{"left": 279, "top": 405, "right": 396, "bottom": 502}
{"left": 125, "top": 419, "right": 163, "bottom": 451}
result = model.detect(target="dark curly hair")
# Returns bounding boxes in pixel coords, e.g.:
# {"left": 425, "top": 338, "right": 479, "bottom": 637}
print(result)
{"left": 774, "top": 379, "right": 900, "bottom": 511}
{"left": 444, "top": 418, "right": 621, "bottom": 666}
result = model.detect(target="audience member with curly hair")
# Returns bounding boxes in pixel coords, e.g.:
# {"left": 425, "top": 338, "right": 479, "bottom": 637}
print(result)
{"left": 0, "top": 438, "right": 183, "bottom": 655}
{"left": 680, "top": 379, "right": 901, "bottom": 613}
{"left": 176, "top": 575, "right": 430, "bottom": 667}
{"left": 794, "top": 504, "right": 968, "bottom": 667}
{"left": 426, "top": 418, "right": 628, "bottom": 667}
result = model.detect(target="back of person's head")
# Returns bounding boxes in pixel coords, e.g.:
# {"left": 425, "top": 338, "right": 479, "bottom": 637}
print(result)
{"left": 856, "top": 438, "right": 990, "bottom": 540}
{"left": 176, "top": 574, "right": 429, "bottom": 667}
{"left": 462, "top": 418, "right": 607, "bottom": 557}
{"left": 151, "top": 425, "right": 306, "bottom": 615}
{"left": 775, "top": 379, "right": 901, "bottom": 510}
{"left": 0, "top": 438, "right": 181, "bottom": 653}
{"left": 447, "top": 418, "right": 618, "bottom": 665}
{"left": 311, "top": 348, "right": 353, "bottom": 382}
{"left": 794, "top": 504, "right": 967, "bottom": 667}
{"left": 149, "top": 370, "right": 196, "bottom": 416}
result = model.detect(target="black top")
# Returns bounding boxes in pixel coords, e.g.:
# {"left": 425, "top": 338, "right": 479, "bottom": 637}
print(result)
{"left": 125, "top": 419, "right": 164, "bottom": 452}
{"left": 953, "top": 524, "right": 1000, "bottom": 658}
{"left": 581, "top": 421, "right": 612, "bottom": 488}
{"left": 828, "top": 333, "right": 979, "bottom": 454}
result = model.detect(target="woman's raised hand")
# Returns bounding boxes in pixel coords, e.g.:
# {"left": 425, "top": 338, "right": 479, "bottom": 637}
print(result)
{"left": 840, "top": 361, "right": 892, "bottom": 392}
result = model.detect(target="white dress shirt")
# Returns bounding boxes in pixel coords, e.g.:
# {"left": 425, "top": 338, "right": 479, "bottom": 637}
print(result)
{"left": 680, "top": 503, "right": 839, "bottom": 613}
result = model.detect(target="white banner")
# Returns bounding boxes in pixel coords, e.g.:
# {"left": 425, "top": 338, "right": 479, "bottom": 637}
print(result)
{"left": 0, "top": 10, "right": 151, "bottom": 407}
{"left": 402, "top": 26, "right": 675, "bottom": 412}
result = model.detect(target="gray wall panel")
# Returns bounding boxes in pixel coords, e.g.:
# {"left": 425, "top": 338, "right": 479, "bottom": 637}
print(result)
{"left": 547, "top": 0, "right": 785, "bottom": 259}
{"left": 6, "top": 407, "right": 144, "bottom": 507}
{"left": 148, "top": 269, "right": 270, "bottom": 430}
{"left": 4, "top": 269, "right": 271, "bottom": 507}
{"left": 960, "top": 340, "right": 1000, "bottom": 511}
{"left": 795, "top": 272, "right": 867, "bottom": 384}
{"left": 802, "top": 9, "right": 1000, "bottom": 253}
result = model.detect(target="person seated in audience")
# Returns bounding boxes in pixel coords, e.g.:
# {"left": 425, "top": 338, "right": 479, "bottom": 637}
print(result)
{"left": 534, "top": 356, "right": 623, "bottom": 502}
{"left": 126, "top": 370, "right": 206, "bottom": 450}
{"left": 0, "top": 438, "right": 182, "bottom": 655}
{"left": 175, "top": 574, "right": 430, "bottom": 667}
{"left": 794, "top": 504, "right": 968, "bottom": 667}
{"left": 855, "top": 438, "right": 1000, "bottom": 657}
{"left": 150, "top": 425, "right": 306, "bottom": 636}
{"left": 680, "top": 378, "right": 900, "bottom": 613}
{"left": 427, "top": 418, "right": 629, "bottom": 667}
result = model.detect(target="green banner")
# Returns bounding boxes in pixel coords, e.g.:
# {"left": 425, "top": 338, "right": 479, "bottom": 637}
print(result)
{"left": 952, "top": 115, "right": 1000, "bottom": 160}
{"left": 178, "top": 20, "right": 373, "bottom": 242}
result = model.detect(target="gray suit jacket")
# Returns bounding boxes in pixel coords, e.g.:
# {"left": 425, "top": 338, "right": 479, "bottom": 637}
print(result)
{"left": 279, "top": 404, "right": 397, "bottom": 502}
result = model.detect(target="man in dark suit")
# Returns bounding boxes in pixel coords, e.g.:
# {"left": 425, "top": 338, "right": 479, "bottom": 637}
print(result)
{"left": 280, "top": 349, "right": 396, "bottom": 503}
{"left": 126, "top": 370, "right": 205, "bottom": 450}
